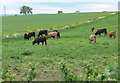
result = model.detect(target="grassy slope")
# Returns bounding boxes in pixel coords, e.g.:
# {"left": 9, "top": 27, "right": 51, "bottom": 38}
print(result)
{"left": 2, "top": 12, "right": 110, "bottom": 34}
{"left": 2, "top": 14, "right": 118, "bottom": 81}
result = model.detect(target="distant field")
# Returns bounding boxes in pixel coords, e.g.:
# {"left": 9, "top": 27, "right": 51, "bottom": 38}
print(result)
{"left": 2, "top": 12, "right": 118, "bottom": 81}
{"left": 2, "top": 12, "right": 112, "bottom": 34}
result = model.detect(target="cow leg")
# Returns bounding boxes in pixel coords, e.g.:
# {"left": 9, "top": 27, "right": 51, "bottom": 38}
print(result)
{"left": 111, "top": 35, "right": 112, "bottom": 38}
{"left": 45, "top": 40, "right": 47, "bottom": 45}
{"left": 105, "top": 32, "right": 107, "bottom": 34}
{"left": 94, "top": 39, "right": 96, "bottom": 43}
{"left": 89, "top": 39, "right": 91, "bottom": 43}
{"left": 42, "top": 42, "right": 44, "bottom": 45}
{"left": 52, "top": 36, "right": 55, "bottom": 38}
{"left": 110, "top": 35, "right": 112, "bottom": 38}
{"left": 38, "top": 42, "right": 40, "bottom": 45}
{"left": 109, "top": 35, "right": 111, "bottom": 38}
{"left": 114, "top": 35, "right": 116, "bottom": 39}
{"left": 57, "top": 35, "right": 59, "bottom": 38}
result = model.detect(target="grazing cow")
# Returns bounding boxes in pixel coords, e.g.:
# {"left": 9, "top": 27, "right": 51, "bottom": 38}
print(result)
{"left": 47, "top": 32, "right": 58, "bottom": 38}
{"left": 95, "top": 28, "right": 107, "bottom": 35}
{"left": 24, "top": 32, "right": 35, "bottom": 40}
{"left": 32, "top": 36, "right": 47, "bottom": 45}
{"left": 109, "top": 31, "right": 116, "bottom": 39}
{"left": 91, "top": 26, "right": 95, "bottom": 32}
{"left": 38, "top": 30, "right": 48, "bottom": 37}
{"left": 24, "top": 34, "right": 29, "bottom": 40}
{"left": 28, "top": 32, "right": 35, "bottom": 38}
{"left": 89, "top": 35, "right": 96, "bottom": 43}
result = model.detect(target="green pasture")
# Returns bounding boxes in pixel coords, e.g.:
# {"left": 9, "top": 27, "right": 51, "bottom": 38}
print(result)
{"left": 2, "top": 13, "right": 118, "bottom": 81}
{"left": 2, "top": 12, "right": 113, "bottom": 34}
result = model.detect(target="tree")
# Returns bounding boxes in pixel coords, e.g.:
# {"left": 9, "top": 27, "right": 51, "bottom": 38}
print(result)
{"left": 58, "top": 11, "right": 63, "bottom": 14}
{"left": 20, "top": 5, "right": 33, "bottom": 15}
{"left": 75, "top": 10, "right": 80, "bottom": 13}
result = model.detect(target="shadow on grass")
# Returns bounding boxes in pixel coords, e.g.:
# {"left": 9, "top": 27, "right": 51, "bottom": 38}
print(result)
{"left": 21, "top": 51, "right": 32, "bottom": 56}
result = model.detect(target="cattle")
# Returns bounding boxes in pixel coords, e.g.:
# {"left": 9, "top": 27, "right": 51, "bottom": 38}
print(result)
{"left": 32, "top": 36, "right": 47, "bottom": 45}
{"left": 24, "top": 32, "right": 35, "bottom": 40}
{"left": 95, "top": 28, "right": 107, "bottom": 36}
{"left": 109, "top": 31, "right": 116, "bottom": 39}
{"left": 47, "top": 32, "right": 57, "bottom": 38}
{"left": 91, "top": 26, "right": 95, "bottom": 32}
{"left": 47, "top": 32, "right": 58, "bottom": 38}
{"left": 38, "top": 30, "right": 48, "bottom": 37}
{"left": 28, "top": 32, "right": 35, "bottom": 38}
{"left": 24, "top": 34, "right": 29, "bottom": 40}
{"left": 89, "top": 35, "right": 96, "bottom": 43}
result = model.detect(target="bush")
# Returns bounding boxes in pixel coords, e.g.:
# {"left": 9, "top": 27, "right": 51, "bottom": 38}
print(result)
{"left": 60, "top": 55, "right": 118, "bottom": 81}
{"left": 60, "top": 62, "right": 78, "bottom": 81}
{"left": 22, "top": 51, "right": 32, "bottom": 56}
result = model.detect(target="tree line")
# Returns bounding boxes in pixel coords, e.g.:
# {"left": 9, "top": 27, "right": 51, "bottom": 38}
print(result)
{"left": 20, "top": 5, "right": 80, "bottom": 15}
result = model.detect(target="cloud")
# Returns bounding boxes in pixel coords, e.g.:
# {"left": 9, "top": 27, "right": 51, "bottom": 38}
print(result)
{"left": 0, "top": 10, "right": 20, "bottom": 14}
{"left": 33, "top": 8, "right": 62, "bottom": 14}
{"left": 12, "top": 0, "right": 120, "bottom": 2}
{"left": 0, "top": 1, "right": 118, "bottom": 14}
{"left": 79, "top": 3, "right": 118, "bottom": 11}
{"left": 1, "top": 0, "right": 119, "bottom": 5}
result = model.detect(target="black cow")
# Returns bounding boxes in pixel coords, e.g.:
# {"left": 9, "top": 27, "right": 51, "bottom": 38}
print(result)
{"left": 24, "top": 32, "right": 35, "bottom": 40}
{"left": 32, "top": 36, "right": 47, "bottom": 45}
{"left": 38, "top": 30, "right": 48, "bottom": 37}
{"left": 95, "top": 28, "right": 107, "bottom": 35}
{"left": 24, "top": 34, "right": 29, "bottom": 40}
{"left": 28, "top": 32, "right": 35, "bottom": 38}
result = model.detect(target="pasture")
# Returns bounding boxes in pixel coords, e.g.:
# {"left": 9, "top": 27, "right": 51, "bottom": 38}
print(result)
{"left": 2, "top": 12, "right": 118, "bottom": 81}
{"left": 2, "top": 12, "right": 112, "bottom": 35}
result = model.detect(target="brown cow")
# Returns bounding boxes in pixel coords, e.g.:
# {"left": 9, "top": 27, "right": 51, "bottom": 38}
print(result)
{"left": 91, "top": 26, "right": 95, "bottom": 32}
{"left": 89, "top": 35, "right": 96, "bottom": 43}
{"left": 47, "top": 32, "right": 58, "bottom": 39}
{"left": 109, "top": 31, "right": 116, "bottom": 39}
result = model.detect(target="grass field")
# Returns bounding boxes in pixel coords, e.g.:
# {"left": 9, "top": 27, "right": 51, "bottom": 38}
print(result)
{"left": 2, "top": 12, "right": 118, "bottom": 81}
{"left": 2, "top": 12, "right": 112, "bottom": 34}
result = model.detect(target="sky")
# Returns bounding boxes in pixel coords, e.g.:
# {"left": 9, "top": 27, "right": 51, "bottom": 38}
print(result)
{"left": 0, "top": 0, "right": 119, "bottom": 15}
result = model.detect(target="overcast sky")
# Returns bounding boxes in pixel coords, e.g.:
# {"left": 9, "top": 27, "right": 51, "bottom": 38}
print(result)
{"left": 0, "top": 0, "right": 119, "bottom": 14}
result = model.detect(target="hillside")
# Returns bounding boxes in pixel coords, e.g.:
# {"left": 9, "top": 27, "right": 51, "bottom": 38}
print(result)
{"left": 2, "top": 12, "right": 118, "bottom": 81}
{"left": 2, "top": 12, "right": 113, "bottom": 34}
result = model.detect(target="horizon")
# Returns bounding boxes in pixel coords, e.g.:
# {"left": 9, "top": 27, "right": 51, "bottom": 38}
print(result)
{"left": 0, "top": 11, "right": 117, "bottom": 16}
